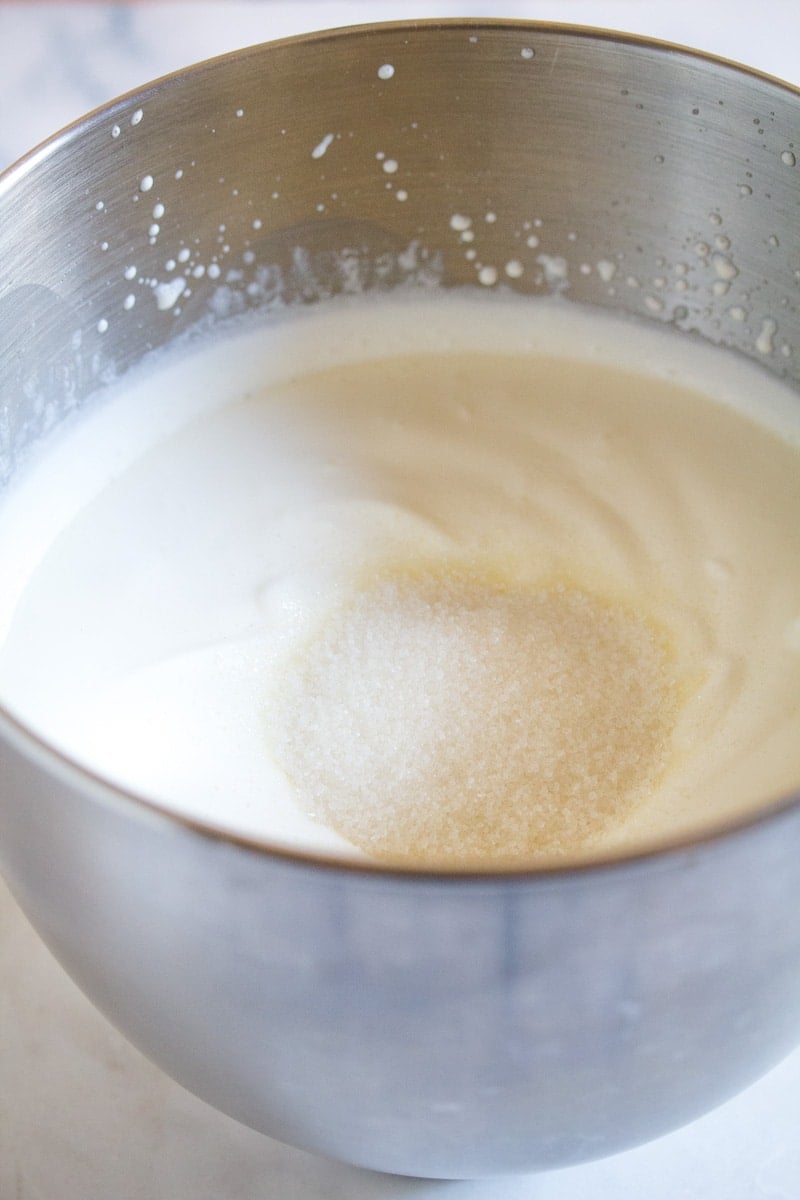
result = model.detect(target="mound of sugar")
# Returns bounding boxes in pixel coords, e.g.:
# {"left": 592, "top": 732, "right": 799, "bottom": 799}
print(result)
{"left": 272, "top": 569, "right": 677, "bottom": 867}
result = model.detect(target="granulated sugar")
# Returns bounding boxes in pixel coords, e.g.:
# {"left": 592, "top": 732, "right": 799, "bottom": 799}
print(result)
{"left": 274, "top": 569, "right": 676, "bottom": 866}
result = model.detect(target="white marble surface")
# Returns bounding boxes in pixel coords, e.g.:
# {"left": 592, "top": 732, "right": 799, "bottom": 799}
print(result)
{"left": 2, "top": 3, "right": 800, "bottom": 1197}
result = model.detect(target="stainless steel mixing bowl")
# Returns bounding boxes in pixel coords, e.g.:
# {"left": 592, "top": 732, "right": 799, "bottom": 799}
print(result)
{"left": 1, "top": 20, "right": 800, "bottom": 1179}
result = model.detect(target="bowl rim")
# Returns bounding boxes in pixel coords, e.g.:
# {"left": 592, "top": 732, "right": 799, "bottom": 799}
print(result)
{"left": 4, "top": 14, "right": 800, "bottom": 191}
{"left": 1, "top": 16, "right": 800, "bottom": 883}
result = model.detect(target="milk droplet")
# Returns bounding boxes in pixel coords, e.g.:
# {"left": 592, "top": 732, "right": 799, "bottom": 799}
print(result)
{"left": 130, "top": 109, "right": 143, "bottom": 127}
{"left": 450, "top": 213, "right": 472, "bottom": 232}
{"left": 377, "top": 63, "right": 395, "bottom": 80}
{"left": 505, "top": 260, "right": 524, "bottom": 278}
{"left": 728, "top": 305, "right": 747, "bottom": 321}
{"left": 178, "top": 247, "right": 191, "bottom": 263}
{"left": 536, "top": 254, "right": 569, "bottom": 289}
{"left": 396, "top": 190, "right": 408, "bottom": 202}
{"left": 756, "top": 317, "right": 777, "bottom": 355}
{"left": 781, "top": 150, "right": 796, "bottom": 166}
{"left": 139, "top": 175, "right": 154, "bottom": 193}
{"left": 526, "top": 234, "right": 540, "bottom": 249}
{"left": 236, "top": 108, "right": 244, "bottom": 118}
{"left": 148, "top": 223, "right": 160, "bottom": 238}
{"left": 520, "top": 47, "right": 535, "bottom": 60}
{"left": 123, "top": 294, "right": 136, "bottom": 311}
{"left": 485, "top": 211, "right": 497, "bottom": 223}
{"left": 477, "top": 265, "right": 498, "bottom": 286}
{"left": 111, "top": 124, "right": 121, "bottom": 139}
{"left": 97, "top": 318, "right": 109, "bottom": 333}
{"left": 739, "top": 183, "right": 753, "bottom": 196}
{"left": 382, "top": 159, "right": 399, "bottom": 174}
{"left": 152, "top": 202, "right": 165, "bottom": 220}
{"left": 124, "top": 265, "right": 137, "bottom": 281}
{"left": 714, "top": 254, "right": 738, "bottom": 279}
{"left": 311, "top": 133, "right": 335, "bottom": 160}
{"left": 154, "top": 277, "right": 187, "bottom": 311}
{"left": 596, "top": 260, "right": 617, "bottom": 283}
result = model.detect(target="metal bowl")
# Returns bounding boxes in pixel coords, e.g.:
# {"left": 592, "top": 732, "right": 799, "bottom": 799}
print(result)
{"left": 1, "top": 20, "right": 800, "bottom": 1179}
